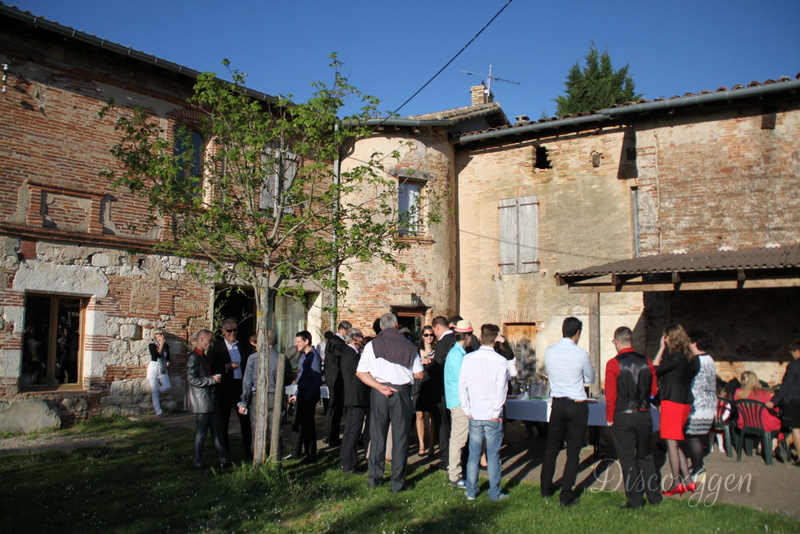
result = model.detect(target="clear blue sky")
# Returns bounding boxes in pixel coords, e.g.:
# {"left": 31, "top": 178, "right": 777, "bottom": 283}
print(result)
{"left": 9, "top": 0, "right": 800, "bottom": 120}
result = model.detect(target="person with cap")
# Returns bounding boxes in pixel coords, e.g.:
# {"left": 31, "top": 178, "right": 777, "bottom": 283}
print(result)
{"left": 356, "top": 313, "right": 424, "bottom": 492}
{"left": 443, "top": 319, "right": 474, "bottom": 488}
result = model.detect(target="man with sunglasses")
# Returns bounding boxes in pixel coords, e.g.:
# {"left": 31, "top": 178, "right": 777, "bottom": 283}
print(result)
{"left": 209, "top": 317, "right": 252, "bottom": 460}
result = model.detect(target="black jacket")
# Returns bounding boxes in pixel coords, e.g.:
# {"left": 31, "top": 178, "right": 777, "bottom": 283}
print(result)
{"left": 656, "top": 351, "right": 697, "bottom": 405}
{"left": 208, "top": 339, "right": 250, "bottom": 400}
{"left": 772, "top": 358, "right": 800, "bottom": 406}
{"left": 341, "top": 344, "right": 370, "bottom": 407}
{"left": 428, "top": 332, "right": 455, "bottom": 399}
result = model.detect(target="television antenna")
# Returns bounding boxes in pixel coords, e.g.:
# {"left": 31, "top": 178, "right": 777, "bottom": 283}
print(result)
{"left": 460, "top": 64, "right": 520, "bottom": 95}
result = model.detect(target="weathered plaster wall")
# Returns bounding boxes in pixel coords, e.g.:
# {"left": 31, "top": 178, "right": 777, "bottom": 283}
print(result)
{"left": 339, "top": 128, "right": 457, "bottom": 333}
{"left": 456, "top": 128, "right": 645, "bottom": 378}
{"left": 636, "top": 104, "right": 800, "bottom": 256}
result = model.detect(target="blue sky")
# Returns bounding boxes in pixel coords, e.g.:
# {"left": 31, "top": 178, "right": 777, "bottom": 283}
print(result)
{"left": 9, "top": 0, "right": 800, "bottom": 120}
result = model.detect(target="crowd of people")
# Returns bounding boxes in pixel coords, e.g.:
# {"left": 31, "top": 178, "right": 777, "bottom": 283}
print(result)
{"left": 170, "top": 314, "right": 800, "bottom": 506}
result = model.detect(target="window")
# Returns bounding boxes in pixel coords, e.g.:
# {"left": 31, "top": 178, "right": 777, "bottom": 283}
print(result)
{"left": 398, "top": 180, "right": 422, "bottom": 237}
{"left": 20, "top": 294, "right": 86, "bottom": 389}
{"left": 173, "top": 126, "right": 205, "bottom": 195}
{"left": 259, "top": 148, "right": 297, "bottom": 214}
{"left": 499, "top": 195, "right": 539, "bottom": 274}
{"left": 534, "top": 145, "right": 552, "bottom": 169}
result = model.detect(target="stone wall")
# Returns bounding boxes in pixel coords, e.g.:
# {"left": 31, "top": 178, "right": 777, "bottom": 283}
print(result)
{"left": 0, "top": 238, "right": 211, "bottom": 422}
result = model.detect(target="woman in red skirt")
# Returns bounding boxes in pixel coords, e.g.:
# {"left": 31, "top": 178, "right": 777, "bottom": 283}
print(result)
{"left": 654, "top": 324, "right": 698, "bottom": 496}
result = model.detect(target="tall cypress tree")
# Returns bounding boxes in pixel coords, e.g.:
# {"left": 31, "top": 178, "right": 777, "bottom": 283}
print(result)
{"left": 554, "top": 43, "right": 641, "bottom": 117}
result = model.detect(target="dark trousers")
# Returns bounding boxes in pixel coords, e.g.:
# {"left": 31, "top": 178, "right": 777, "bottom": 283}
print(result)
{"left": 340, "top": 405, "right": 370, "bottom": 471}
{"left": 249, "top": 392, "right": 282, "bottom": 458}
{"left": 218, "top": 379, "right": 252, "bottom": 457}
{"left": 368, "top": 384, "right": 413, "bottom": 492}
{"left": 540, "top": 398, "right": 588, "bottom": 505}
{"left": 611, "top": 412, "right": 662, "bottom": 507}
{"left": 291, "top": 388, "right": 320, "bottom": 460}
{"left": 431, "top": 396, "right": 451, "bottom": 465}
{"left": 326, "top": 376, "right": 345, "bottom": 442}
{"left": 193, "top": 411, "right": 230, "bottom": 467}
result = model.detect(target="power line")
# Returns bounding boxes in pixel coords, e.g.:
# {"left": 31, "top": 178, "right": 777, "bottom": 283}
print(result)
{"left": 389, "top": 0, "right": 515, "bottom": 118}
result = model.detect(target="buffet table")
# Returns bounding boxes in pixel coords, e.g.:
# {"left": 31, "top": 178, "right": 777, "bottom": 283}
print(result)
{"left": 505, "top": 397, "right": 660, "bottom": 431}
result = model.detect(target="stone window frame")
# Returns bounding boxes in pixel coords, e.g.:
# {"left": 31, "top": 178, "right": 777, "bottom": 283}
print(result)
{"left": 391, "top": 168, "right": 435, "bottom": 238}
{"left": 19, "top": 292, "right": 88, "bottom": 392}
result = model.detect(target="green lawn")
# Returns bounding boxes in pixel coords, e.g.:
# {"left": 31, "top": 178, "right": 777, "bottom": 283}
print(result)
{"left": 2, "top": 418, "right": 797, "bottom": 533}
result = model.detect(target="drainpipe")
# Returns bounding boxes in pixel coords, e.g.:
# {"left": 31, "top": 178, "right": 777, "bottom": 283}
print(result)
{"left": 330, "top": 122, "right": 340, "bottom": 333}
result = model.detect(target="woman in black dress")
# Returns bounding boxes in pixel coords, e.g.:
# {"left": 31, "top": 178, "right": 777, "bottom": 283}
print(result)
{"left": 413, "top": 325, "right": 436, "bottom": 455}
{"left": 654, "top": 324, "right": 698, "bottom": 496}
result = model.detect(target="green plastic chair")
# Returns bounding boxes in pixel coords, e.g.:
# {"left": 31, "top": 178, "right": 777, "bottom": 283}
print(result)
{"left": 733, "top": 399, "right": 784, "bottom": 466}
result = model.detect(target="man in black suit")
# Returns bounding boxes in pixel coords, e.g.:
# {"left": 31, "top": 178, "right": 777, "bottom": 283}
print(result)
{"left": 208, "top": 317, "right": 252, "bottom": 459}
{"left": 429, "top": 315, "right": 455, "bottom": 469}
{"left": 324, "top": 320, "right": 351, "bottom": 445}
{"left": 339, "top": 327, "right": 369, "bottom": 473}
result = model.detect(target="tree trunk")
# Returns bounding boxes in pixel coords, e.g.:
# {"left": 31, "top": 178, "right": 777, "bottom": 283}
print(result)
{"left": 252, "top": 278, "right": 273, "bottom": 466}
{"left": 270, "top": 337, "right": 286, "bottom": 463}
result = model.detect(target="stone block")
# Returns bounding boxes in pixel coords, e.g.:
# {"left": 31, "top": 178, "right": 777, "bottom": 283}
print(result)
{"left": 120, "top": 324, "right": 142, "bottom": 340}
{"left": 0, "top": 399, "right": 61, "bottom": 432}
{"left": 91, "top": 253, "right": 111, "bottom": 267}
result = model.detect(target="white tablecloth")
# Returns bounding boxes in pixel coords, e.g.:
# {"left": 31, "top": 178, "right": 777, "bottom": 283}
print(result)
{"left": 505, "top": 397, "right": 660, "bottom": 432}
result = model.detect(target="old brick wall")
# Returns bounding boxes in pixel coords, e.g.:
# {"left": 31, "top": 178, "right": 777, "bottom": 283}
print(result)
{"left": 0, "top": 19, "right": 221, "bottom": 421}
{"left": 339, "top": 129, "right": 457, "bottom": 333}
{"left": 635, "top": 103, "right": 800, "bottom": 255}
{"left": 455, "top": 128, "right": 645, "bottom": 378}
{"left": 634, "top": 103, "right": 800, "bottom": 382}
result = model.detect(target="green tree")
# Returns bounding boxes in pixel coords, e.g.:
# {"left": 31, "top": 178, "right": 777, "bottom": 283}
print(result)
{"left": 99, "top": 55, "right": 440, "bottom": 466}
{"left": 554, "top": 42, "right": 642, "bottom": 117}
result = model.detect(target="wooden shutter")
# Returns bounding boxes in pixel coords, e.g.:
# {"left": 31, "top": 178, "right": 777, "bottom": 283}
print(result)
{"left": 499, "top": 197, "right": 519, "bottom": 275}
{"left": 259, "top": 149, "right": 279, "bottom": 211}
{"left": 518, "top": 195, "right": 539, "bottom": 273}
{"left": 499, "top": 195, "right": 539, "bottom": 275}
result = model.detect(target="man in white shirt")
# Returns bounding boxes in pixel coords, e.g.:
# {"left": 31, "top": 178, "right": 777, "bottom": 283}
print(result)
{"left": 540, "top": 317, "right": 596, "bottom": 507}
{"left": 458, "top": 324, "right": 511, "bottom": 502}
{"left": 357, "top": 313, "right": 424, "bottom": 492}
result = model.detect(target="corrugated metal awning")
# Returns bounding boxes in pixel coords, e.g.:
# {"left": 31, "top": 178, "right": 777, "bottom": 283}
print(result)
{"left": 555, "top": 246, "right": 800, "bottom": 293}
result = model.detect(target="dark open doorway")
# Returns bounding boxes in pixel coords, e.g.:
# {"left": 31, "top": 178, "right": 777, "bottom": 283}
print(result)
{"left": 214, "top": 286, "right": 256, "bottom": 349}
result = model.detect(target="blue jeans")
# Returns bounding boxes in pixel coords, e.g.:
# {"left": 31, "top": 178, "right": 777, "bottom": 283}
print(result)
{"left": 466, "top": 419, "right": 503, "bottom": 500}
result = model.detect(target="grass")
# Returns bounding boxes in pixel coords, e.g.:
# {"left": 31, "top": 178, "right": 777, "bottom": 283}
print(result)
{"left": 1, "top": 418, "right": 798, "bottom": 533}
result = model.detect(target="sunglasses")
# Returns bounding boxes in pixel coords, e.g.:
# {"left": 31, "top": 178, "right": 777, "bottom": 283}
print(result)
{"left": 224, "top": 328, "right": 238, "bottom": 333}
{"left": 423, "top": 333, "right": 434, "bottom": 337}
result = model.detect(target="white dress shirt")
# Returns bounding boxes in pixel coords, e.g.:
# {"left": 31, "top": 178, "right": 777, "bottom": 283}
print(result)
{"left": 458, "top": 345, "right": 510, "bottom": 421}
{"left": 225, "top": 339, "right": 243, "bottom": 380}
{"left": 356, "top": 339, "right": 423, "bottom": 385}
{"left": 543, "top": 337, "right": 596, "bottom": 401}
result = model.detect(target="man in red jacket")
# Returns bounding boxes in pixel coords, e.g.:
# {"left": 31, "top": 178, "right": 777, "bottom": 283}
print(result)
{"left": 604, "top": 326, "right": 662, "bottom": 509}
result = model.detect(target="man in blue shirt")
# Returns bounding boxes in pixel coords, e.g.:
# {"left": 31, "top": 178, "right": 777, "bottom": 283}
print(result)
{"left": 443, "top": 320, "right": 474, "bottom": 488}
{"left": 540, "top": 317, "right": 596, "bottom": 507}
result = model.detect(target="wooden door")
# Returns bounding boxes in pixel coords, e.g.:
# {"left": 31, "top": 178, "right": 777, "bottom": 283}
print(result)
{"left": 504, "top": 323, "right": 537, "bottom": 391}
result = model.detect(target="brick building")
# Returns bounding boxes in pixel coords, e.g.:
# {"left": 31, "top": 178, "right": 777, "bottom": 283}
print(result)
{"left": 344, "top": 78, "right": 800, "bottom": 391}
{"left": 2, "top": 4, "right": 798, "bottom": 429}
{"left": 0, "top": 6, "right": 317, "bottom": 426}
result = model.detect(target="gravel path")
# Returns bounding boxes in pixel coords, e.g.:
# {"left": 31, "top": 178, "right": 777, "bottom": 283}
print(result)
{"left": 0, "top": 433, "right": 124, "bottom": 456}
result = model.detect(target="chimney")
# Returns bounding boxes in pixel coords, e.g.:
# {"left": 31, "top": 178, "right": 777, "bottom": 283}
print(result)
{"left": 470, "top": 83, "right": 493, "bottom": 106}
